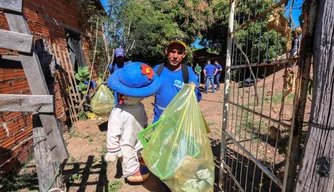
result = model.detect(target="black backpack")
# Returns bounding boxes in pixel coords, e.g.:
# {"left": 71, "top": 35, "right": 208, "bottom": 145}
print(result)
{"left": 156, "top": 63, "right": 189, "bottom": 83}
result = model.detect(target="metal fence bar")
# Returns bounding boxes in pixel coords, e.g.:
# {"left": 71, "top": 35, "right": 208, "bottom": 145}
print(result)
{"left": 228, "top": 101, "right": 291, "bottom": 128}
{"left": 226, "top": 58, "right": 297, "bottom": 69}
{"left": 221, "top": 0, "right": 300, "bottom": 191}
{"left": 233, "top": 36, "right": 243, "bottom": 191}
{"left": 223, "top": 129, "right": 283, "bottom": 187}
{"left": 238, "top": 59, "right": 248, "bottom": 189}
{"left": 231, "top": 1, "right": 286, "bottom": 35}
{"left": 223, "top": 160, "right": 246, "bottom": 192}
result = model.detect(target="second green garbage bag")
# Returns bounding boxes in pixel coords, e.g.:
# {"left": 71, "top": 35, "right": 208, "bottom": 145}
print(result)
{"left": 90, "top": 84, "right": 115, "bottom": 116}
{"left": 142, "top": 84, "right": 214, "bottom": 192}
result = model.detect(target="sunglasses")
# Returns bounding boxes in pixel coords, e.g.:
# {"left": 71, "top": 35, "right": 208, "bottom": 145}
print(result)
{"left": 170, "top": 37, "right": 185, "bottom": 43}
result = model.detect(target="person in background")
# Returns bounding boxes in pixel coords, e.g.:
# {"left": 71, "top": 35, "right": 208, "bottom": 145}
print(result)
{"left": 108, "top": 48, "right": 128, "bottom": 103}
{"left": 153, "top": 37, "right": 202, "bottom": 123}
{"left": 214, "top": 60, "right": 222, "bottom": 90}
{"left": 289, "top": 32, "right": 300, "bottom": 58}
{"left": 109, "top": 48, "right": 126, "bottom": 73}
{"left": 203, "top": 60, "right": 216, "bottom": 93}
{"left": 194, "top": 63, "right": 202, "bottom": 85}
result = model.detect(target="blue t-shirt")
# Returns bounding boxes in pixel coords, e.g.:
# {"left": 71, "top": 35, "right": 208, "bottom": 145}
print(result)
{"left": 153, "top": 64, "right": 202, "bottom": 123}
{"left": 216, "top": 64, "right": 222, "bottom": 74}
{"left": 109, "top": 63, "right": 125, "bottom": 73}
{"left": 204, "top": 64, "right": 216, "bottom": 76}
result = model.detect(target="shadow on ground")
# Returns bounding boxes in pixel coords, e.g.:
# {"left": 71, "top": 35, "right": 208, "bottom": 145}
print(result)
{"left": 62, "top": 155, "right": 170, "bottom": 192}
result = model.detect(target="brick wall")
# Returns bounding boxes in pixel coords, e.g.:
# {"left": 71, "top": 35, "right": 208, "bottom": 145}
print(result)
{"left": 0, "top": 0, "right": 101, "bottom": 175}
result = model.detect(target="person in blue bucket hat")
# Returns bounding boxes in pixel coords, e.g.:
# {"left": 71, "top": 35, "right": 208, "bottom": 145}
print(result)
{"left": 105, "top": 62, "right": 161, "bottom": 183}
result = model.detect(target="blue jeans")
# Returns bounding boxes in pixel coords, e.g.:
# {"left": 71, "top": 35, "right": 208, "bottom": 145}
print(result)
{"left": 205, "top": 76, "right": 215, "bottom": 93}
{"left": 196, "top": 73, "right": 201, "bottom": 84}
{"left": 215, "top": 73, "right": 221, "bottom": 89}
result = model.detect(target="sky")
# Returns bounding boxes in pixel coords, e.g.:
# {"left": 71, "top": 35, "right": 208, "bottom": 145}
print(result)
{"left": 285, "top": 0, "right": 303, "bottom": 28}
{"left": 100, "top": 0, "right": 303, "bottom": 48}
{"left": 101, "top": 0, "right": 108, "bottom": 9}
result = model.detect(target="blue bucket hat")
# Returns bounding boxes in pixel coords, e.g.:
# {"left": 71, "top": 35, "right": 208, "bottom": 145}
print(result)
{"left": 108, "top": 62, "right": 161, "bottom": 97}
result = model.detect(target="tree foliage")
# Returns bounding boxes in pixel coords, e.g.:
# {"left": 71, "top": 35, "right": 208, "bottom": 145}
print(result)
{"left": 201, "top": 0, "right": 287, "bottom": 62}
{"left": 105, "top": 0, "right": 215, "bottom": 64}
{"left": 80, "top": 0, "right": 289, "bottom": 66}
{"left": 78, "top": 0, "right": 110, "bottom": 75}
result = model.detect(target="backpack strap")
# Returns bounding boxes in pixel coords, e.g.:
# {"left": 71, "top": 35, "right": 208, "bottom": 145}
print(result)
{"left": 156, "top": 63, "right": 189, "bottom": 83}
{"left": 181, "top": 64, "right": 189, "bottom": 83}
{"left": 156, "top": 63, "right": 165, "bottom": 76}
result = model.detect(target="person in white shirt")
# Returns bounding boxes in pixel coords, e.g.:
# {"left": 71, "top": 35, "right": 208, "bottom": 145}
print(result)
{"left": 105, "top": 62, "right": 161, "bottom": 183}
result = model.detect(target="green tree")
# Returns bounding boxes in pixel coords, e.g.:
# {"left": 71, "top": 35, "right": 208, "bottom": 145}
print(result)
{"left": 201, "top": 0, "right": 287, "bottom": 62}
{"left": 105, "top": 0, "right": 215, "bottom": 64}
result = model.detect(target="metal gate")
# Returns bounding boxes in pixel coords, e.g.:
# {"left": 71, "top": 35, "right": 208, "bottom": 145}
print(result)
{"left": 220, "top": 0, "right": 299, "bottom": 191}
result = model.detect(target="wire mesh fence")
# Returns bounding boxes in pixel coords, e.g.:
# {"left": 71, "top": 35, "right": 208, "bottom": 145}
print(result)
{"left": 220, "top": 0, "right": 301, "bottom": 191}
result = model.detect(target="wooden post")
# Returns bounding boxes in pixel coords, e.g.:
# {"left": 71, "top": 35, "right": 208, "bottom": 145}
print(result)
{"left": 0, "top": 29, "right": 33, "bottom": 53}
{"left": 33, "top": 115, "right": 62, "bottom": 192}
{"left": 0, "top": 94, "right": 54, "bottom": 113}
{"left": 219, "top": 0, "right": 235, "bottom": 190}
{"left": 295, "top": 0, "right": 334, "bottom": 191}
{"left": 0, "top": 0, "right": 22, "bottom": 13}
{"left": 282, "top": 0, "right": 318, "bottom": 191}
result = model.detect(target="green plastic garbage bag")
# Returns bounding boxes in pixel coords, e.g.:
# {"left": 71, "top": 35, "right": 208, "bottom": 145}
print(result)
{"left": 142, "top": 84, "right": 214, "bottom": 192}
{"left": 90, "top": 85, "right": 115, "bottom": 116}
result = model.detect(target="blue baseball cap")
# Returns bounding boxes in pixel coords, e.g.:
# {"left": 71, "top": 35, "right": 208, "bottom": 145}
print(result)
{"left": 108, "top": 62, "right": 161, "bottom": 97}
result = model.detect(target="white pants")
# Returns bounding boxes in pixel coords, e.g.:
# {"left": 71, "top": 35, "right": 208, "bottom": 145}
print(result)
{"left": 106, "top": 103, "right": 147, "bottom": 177}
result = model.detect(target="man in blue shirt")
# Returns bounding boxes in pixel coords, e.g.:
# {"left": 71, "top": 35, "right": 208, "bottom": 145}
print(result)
{"left": 203, "top": 60, "right": 216, "bottom": 93}
{"left": 214, "top": 60, "right": 222, "bottom": 90}
{"left": 153, "top": 37, "right": 201, "bottom": 123}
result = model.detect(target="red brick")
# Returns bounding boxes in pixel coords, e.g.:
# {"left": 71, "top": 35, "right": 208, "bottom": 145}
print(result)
{"left": 23, "top": 0, "right": 37, "bottom": 10}
{"left": 18, "top": 150, "right": 30, "bottom": 162}
{"left": 28, "top": 0, "right": 41, "bottom": 5}
{"left": 11, "top": 145, "right": 23, "bottom": 157}
{"left": 0, "top": 82, "right": 15, "bottom": 94}
{"left": 13, "top": 81, "right": 29, "bottom": 90}
{"left": 1, "top": 136, "right": 15, "bottom": 149}
{"left": 0, "top": 128, "right": 7, "bottom": 140}
{"left": 15, "top": 130, "right": 28, "bottom": 144}
{"left": 3, "top": 112, "right": 21, "bottom": 122}
{"left": 14, "top": 70, "right": 27, "bottom": 79}
{"left": 7, "top": 121, "right": 21, "bottom": 135}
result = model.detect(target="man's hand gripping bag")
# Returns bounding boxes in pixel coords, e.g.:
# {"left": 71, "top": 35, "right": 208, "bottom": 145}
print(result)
{"left": 142, "top": 84, "right": 214, "bottom": 192}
